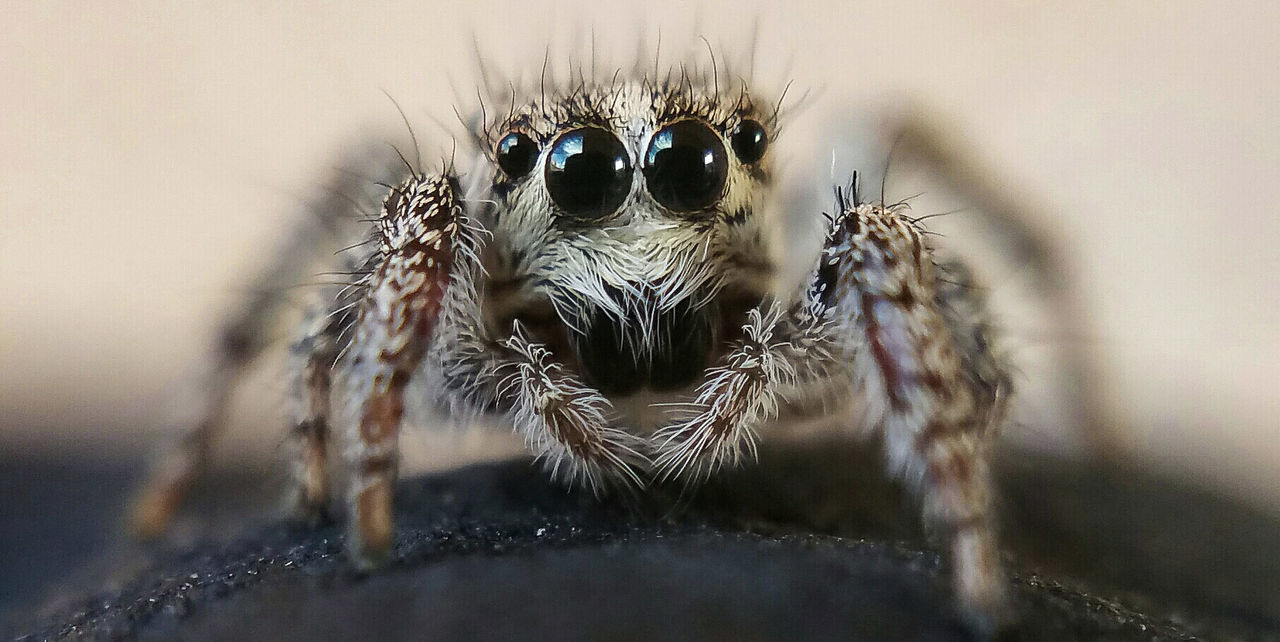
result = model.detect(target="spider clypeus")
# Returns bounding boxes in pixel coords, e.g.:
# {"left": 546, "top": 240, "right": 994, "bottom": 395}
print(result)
{"left": 128, "top": 50, "right": 1055, "bottom": 634}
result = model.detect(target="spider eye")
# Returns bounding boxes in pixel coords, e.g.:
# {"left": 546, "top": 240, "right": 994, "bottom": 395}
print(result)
{"left": 643, "top": 120, "right": 728, "bottom": 212}
{"left": 545, "top": 127, "right": 633, "bottom": 219}
{"left": 496, "top": 132, "right": 539, "bottom": 178}
{"left": 730, "top": 119, "right": 768, "bottom": 164}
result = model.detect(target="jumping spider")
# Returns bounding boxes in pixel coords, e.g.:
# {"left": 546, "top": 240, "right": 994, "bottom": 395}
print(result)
{"left": 133, "top": 57, "right": 1020, "bottom": 631}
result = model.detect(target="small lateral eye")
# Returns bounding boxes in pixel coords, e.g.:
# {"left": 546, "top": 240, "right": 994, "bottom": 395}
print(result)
{"left": 496, "top": 132, "right": 539, "bottom": 178}
{"left": 730, "top": 120, "right": 768, "bottom": 164}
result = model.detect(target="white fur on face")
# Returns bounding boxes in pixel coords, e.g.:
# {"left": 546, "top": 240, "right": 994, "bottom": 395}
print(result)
{"left": 474, "top": 77, "right": 779, "bottom": 352}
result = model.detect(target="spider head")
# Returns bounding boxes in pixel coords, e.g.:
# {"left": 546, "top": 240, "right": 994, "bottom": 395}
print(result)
{"left": 476, "top": 79, "right": 778, "bottom": 395}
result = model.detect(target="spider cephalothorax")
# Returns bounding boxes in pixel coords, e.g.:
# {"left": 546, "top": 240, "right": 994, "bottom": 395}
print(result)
{"left": 134, "top": 57, "right": 1016, "bottom": 634}
{"left": 475, "top": 80, "right": 777, "bottom": 401}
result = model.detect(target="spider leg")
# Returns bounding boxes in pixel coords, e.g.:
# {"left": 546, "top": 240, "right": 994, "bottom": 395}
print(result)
{"left": 284, "top": 255, "right": 372, "bottom": 523}
{"left": 338, "top": 173, "right": 475, "bottom": 568}
{"left": 129, "top": 355, "right": 238, "bottom": 537}
{"left": 655, "top": 182, "right": 1015, "bottom": 629}
{"left": 816, "top": 188, "right": 1013, "bottom": 630}
{"left": 130, "top": 163, "right": 380, "bottom": 537}
{"left": 876, "top": 110, "right": 1118, "bottom": 458}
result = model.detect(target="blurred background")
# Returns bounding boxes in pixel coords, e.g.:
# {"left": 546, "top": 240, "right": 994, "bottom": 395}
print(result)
{"left": 2, "top": 0, "right": 1277, "bottom": 619}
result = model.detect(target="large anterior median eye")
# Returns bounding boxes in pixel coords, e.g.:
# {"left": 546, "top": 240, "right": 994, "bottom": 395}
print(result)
{"left": 544, "top": 127, "right": 632, "bottom": 219}
{"left": 643, "top": 120, "right": 728, "bottom": 212}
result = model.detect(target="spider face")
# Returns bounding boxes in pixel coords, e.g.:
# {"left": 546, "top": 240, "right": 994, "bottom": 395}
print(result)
{"left": 479, "top": 81, "right": 774, "bottom": 396}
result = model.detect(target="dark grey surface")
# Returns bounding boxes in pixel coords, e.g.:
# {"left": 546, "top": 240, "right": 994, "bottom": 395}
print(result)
{"left": 0, "top": 456, "right": 133, "bottom": 619}
{"left": 4, "top": 439, "right": 1279, "bottom": 641}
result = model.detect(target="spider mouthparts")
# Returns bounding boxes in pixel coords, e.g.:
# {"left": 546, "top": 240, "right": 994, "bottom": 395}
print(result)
{"left": 575, "top": 297, "right": 712, "bottom": 396}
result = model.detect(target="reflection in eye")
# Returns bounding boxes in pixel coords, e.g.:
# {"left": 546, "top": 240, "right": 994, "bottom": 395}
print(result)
{"left": 643, "top": 120, "right": 728, "bottom": 212}
{"left": 496, "top": 132, "right": 539, "bottom": 178}
{"left": 730, "top": 120, "right": 768, "bottom": 164}
{"left": 544, "top": 128, "right": 633, "bottom": 220}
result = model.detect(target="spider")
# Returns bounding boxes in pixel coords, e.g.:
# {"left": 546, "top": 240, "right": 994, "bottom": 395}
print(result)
{"left": 127, "top": 52, "right": 1052, "bottom": 634}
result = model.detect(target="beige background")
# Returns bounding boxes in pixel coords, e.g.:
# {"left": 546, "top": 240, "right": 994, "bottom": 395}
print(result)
{"left": 2, "top": 2, "right": 1277, "bottom": 509}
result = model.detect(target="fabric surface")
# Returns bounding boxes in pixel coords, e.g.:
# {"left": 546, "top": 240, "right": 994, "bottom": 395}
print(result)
{"left": 6, "top": 440, "right": 1279, "bottom": 640}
